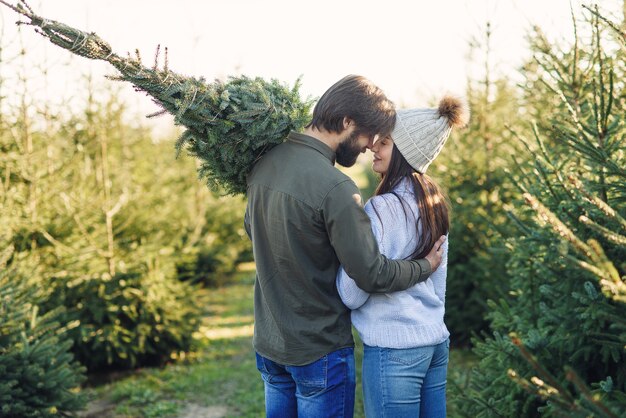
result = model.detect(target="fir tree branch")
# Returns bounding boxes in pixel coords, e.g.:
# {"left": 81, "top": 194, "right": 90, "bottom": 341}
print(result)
{"left": 579, "top": 215, "right": 626, "bottom": 245}
{"left": 38, "top": 228, "right": 73, "bottom": 255}
{"left": 570, "top": 2, "right": 579, "bottom": 85}
{"left": 592, "top": 7, "right": 607, "bottom": 145}
{"left": 529, "top": 123, "right": 586, "bottom": 207}
{"left": 523, "top": 193, "right": 595, "bottom": 259}
{"left": 105, "top": 193, "right": 128, "bottom": 219}
{"left": 59, "top": 192, "right": 109, "bottom": 259}
{"left": 568, "top": 175, "right": 626, "bottom": 231}
{"left": 509, "top": 333, "right": 577, "bottom": 404}
{"left": 0, "top": 1, "right": 312, "bottom": 195}
{"left": 603, "top": 69, "right": 614, "bottom": 133}
{"left": 582, "top": 4, "right": 626, "bottom": 47}
{"left": 531, "top": 28, "right": 571, "bottom": 85}
{"left": 564, "top": 366, "right": 621, "bottom": 418}
{"left": 587, "top": 239, "right": 622, "bottom": 283}
{"left": 569, "top": 256, "right": 626, "bottom": 303}
{"left": 504, "top": 211, "right": 534, "bottom": 236}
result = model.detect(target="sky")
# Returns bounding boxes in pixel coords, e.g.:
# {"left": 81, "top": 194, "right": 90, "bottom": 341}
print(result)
{"left": 0, "top": 0, "right": 620, "bottom": 135}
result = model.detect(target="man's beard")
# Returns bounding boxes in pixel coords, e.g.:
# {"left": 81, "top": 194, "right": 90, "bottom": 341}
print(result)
{"left": 336, "top": 130, "right": 363, "bottom": 167}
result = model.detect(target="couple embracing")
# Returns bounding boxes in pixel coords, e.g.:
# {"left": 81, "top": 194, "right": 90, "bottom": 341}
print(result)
{"left": 244, "top": 75, "right": 469, "bottom": 418}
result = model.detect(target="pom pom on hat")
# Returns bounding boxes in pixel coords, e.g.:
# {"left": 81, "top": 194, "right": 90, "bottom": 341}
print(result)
{"left": 438, "top": 95, "right": 470, "bottom": 129}
{"left": 391, "top": 95, "right": 469, "bottom": 173}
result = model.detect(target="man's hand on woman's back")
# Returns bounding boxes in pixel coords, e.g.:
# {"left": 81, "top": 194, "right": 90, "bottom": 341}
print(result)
{"left": 425, "top": 235, "right": 447, "bottom": 272}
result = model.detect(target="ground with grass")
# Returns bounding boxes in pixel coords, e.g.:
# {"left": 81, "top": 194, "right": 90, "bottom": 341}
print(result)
{"left": 82, "top": 267, "right": 476, "bottom": 417}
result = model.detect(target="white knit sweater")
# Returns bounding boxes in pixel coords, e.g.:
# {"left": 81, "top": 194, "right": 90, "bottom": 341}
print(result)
{"left": 336, "top": 178, "right": 450, "bottom": 348}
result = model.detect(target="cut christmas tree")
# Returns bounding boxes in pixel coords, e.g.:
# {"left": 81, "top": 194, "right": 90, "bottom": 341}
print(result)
{"left": 0, "top": 0, "right": 312, "bottom": 195}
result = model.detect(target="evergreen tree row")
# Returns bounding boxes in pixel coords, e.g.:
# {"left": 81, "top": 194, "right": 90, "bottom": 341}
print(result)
{"left": 451, "top": 6, "right": 626, "bottom": 417}
{"left": 0, "top": 74, "right": 252, "bottom": 414}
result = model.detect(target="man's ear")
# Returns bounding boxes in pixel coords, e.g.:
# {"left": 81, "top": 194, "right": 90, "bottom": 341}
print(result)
{"left": 342, "top": 117, "right": 354, "bottom": 130}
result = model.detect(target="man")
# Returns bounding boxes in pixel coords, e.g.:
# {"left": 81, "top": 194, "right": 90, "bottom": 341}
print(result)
{"left": 244, "top": 75, "right": 446, "bottom": 417}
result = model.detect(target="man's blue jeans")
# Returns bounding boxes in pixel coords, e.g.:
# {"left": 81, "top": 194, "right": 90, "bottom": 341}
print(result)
{"left": 362, "top": 338, "right": 450, "bottom": 418}
{"left": 255, "top": 347, "right": 356, "bottom": 418}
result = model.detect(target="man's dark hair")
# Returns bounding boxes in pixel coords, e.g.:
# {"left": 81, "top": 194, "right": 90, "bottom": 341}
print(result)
{"left": 306, "top": 75, "right": 396, "bottom": 138}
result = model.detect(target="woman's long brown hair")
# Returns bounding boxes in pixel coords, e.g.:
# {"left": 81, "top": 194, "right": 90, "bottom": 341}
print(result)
{"left": 372, "top": 145, "right": 450, "bottom": 260}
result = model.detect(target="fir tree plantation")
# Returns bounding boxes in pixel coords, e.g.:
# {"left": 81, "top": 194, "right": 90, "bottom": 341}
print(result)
{"left": 0, "top": 1, "right": 624, "bottom": 416}
{"left": 447, "top": 8, "right": 626, "bottom": 414}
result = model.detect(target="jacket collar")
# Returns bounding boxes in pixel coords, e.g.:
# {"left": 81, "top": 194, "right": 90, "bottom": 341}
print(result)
{"left": 287, "top": 131, "right": 336, "bottom": 164}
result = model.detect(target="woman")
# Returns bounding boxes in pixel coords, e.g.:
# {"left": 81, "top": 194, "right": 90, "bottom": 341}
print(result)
{"left": 337, "top": 96, "right": 469, "bottom": 417}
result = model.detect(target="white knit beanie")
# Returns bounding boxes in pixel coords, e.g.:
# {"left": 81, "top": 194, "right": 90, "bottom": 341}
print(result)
{"left": 392, "top": 96, "right": 469, "bottom": 173}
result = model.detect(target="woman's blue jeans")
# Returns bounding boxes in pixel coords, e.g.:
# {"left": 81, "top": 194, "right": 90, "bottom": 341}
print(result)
{"left": 255, "top": 347, "right": 356, "bottom": 418}
{"left": 362, "top": 339, "right": 450, "bottom": 418}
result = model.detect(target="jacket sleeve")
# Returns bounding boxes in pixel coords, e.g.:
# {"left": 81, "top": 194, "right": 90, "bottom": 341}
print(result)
{"left": 335, "top": 198, "right": 385, "bottom": 308}
{"left": 323, "top": 180, "right": 431, "bottom": 294}
{"left": 244, "top": 205, "right": 251, "bottom": 240}
{"left": 336, "top": 198, "right": 392, "bottom": 308}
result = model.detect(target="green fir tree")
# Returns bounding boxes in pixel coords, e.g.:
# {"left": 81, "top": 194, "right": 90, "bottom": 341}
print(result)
{"left": 0, "top": 0, "right": 312, "bottom": 195}
{"left": 454, "top": 5, "right": 626, "bottom": 417}
{"left": 0, "top": 245, "right": 87, "bottom": 417}
{"left": 433, "top": 21, "right": 524, "bottom": 346}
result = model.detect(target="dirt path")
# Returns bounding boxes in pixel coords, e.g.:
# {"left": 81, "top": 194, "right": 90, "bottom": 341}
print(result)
{"left": 177, "top": 403, "right": 228, "bottom": 418}
{"left": 78, "top": 400, "right": 229, "bottom": 418}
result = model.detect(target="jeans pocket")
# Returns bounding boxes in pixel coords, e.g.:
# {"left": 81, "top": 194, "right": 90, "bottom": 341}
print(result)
{"left": 290, "top": 355, "right": 328, "bottom": 397}
{"left": 255, "top": 353, "right": 268, "bottom": 374}
{"left": 387, "top": 347, "right": 431, "bottom": 367}
{"left": 255, "top": 353, "right": 275, "bottom": 384}
{"left": 256, "top": 353, "right": 288, "bottom": 385}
